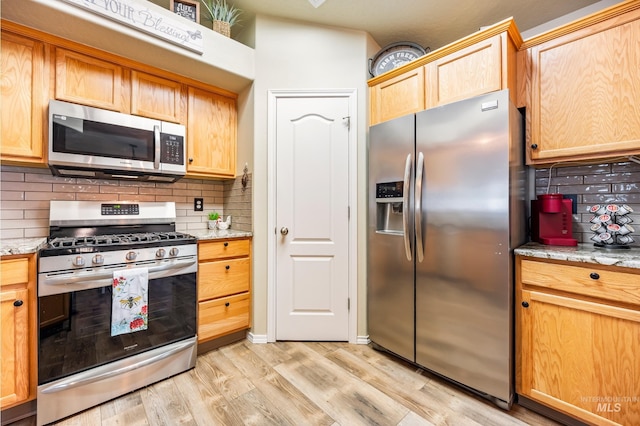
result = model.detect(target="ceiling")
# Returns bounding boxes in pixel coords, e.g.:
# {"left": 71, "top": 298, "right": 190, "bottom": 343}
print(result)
{"left": 228, "top": 0, "right": 607, "bottom": 50}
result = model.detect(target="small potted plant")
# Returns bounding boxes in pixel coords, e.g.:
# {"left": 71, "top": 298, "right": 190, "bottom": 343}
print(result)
{"left": 200, "top": 0, "right": 242, "bottom": 37}
{"left": 208, "top": 212, "right": 220, "bottom": 229}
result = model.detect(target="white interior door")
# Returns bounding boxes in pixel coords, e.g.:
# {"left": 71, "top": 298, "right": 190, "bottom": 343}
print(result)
{"left": 275, "top": 94, "right": 350, "bottom": 341}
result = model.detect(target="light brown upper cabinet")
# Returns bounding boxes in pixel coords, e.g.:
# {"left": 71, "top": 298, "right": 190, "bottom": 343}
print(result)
{"left": 425, "top": 34, "right": 504, "bottom": 107}
{"left": 520, "top": 2, "right": 640, "bottom": 164}
{"left": 55, "top": 48, "right": 125, "bottom": 112}
{"left": 369, "top": 18, "right": 521, "bottom": 126}
{"left": 370, "top": 67, "right": 425, "bottom": 126}
{"left": 131, "top": 70, "right": 185, "bottom": 124}
{"left": 187, "top": 86, "right": 237, "bottom": 178}
{"left": 1, "top": 30, "right": 47, "bottom": 164}
{"left": 1, "top": 22, "right": 240, "bottom": 176}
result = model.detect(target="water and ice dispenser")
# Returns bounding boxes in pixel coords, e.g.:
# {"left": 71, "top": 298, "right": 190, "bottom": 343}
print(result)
{"left": 375, "top": 181, "right": 404, "bottom": 234}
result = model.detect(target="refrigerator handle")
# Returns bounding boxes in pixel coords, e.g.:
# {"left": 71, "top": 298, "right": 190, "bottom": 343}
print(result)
{"left": 415, "top": 152, "right": 425, "bottom": 262}
{"left": 403, "top": 153, "right": 412, "bottom": 261}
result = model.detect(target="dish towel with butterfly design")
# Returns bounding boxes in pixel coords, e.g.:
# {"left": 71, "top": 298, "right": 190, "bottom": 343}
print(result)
{"left": 111, "top": 267, "right": 149, "bottom": 336}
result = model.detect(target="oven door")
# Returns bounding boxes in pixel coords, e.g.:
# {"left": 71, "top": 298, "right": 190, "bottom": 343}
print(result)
{"left": 38, "top": 268, "right": 196, "bottom": 385}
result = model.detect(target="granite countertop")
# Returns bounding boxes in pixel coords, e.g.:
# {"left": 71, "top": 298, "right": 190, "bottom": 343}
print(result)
{"left": 190, "top": 229, "right": 253, "bottom": 241}
{"left": 0, "top": 237, "right": 47, "bottom": 256}
{"left": 515, "top": 241, "right": 640, "bottom": 269}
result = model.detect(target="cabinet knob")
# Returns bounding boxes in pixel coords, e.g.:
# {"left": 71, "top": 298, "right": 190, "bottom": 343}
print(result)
{"left": 13, "top": 299, "right": 24, "bottom": 307}
{"left": 225, "top": 265, "right": 230, "bottom": 270}
{"left": 188, "top": 157, "right": 194, "bottom": 163}
{"left": 224, "top": 242, "right": 229, "bottom": 247}
{"left": 225, "top": 302, "right": 230, "bottom": 307}
{"left": 530, "top": 144, "right": 538, "bottom": 150}
{"left": 522, "top": 301, "right": 529, "bottom": 308}
{"left": 590, "top": 272, "right": 600, "bottom": 280}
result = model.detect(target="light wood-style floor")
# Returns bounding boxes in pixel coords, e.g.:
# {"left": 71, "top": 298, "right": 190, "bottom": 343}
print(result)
{"left": 13, "top": 340, "right": 560, "bottom": 426}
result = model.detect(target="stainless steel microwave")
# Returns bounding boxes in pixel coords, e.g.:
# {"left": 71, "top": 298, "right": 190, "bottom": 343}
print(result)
{"left": 48, "top": 100, "right": 186, "bottom": 182}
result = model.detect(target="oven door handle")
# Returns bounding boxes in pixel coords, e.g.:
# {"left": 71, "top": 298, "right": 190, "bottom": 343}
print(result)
{"left": 41, "top": 259, "right": 196, "bottom": 286}
{"left": 39, "top": 338, "right": 195, "bottom": 394}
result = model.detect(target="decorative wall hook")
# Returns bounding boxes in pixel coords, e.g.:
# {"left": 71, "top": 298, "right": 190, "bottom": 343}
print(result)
{"left": 241, "top": 163, "right": 249, "bottom": 191}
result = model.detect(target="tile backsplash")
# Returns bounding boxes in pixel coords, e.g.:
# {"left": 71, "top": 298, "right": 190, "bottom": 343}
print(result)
{"left": 534, "top": 161, "right": 640, "bottom": 245}
{"left": 3, "top": 160, "right": 637, "bottom": 245}
{"left": 0, "top": 165, "right": 252, "bottom": 239}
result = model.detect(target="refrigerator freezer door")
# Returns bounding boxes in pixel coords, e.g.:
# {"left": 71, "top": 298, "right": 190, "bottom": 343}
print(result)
{"left": 415, "top": 90, "right": 518, "bottom": 404}
{"left": 367, "top": 114, "right": 415, "bottom": 362}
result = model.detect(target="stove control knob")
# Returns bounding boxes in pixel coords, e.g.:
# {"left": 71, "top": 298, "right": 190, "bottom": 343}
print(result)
{"left": 169, "top": 247, "right": 179, "bottom": 257}
{"left": 126, "top": 251, "right": 137, "bottom": 261}
{"left": 156, "top": 248, "right": 166, "bottom": 258}
{"left": 92, "top": 254, "right": 104, "bottom": 265}
{"left": 73, "top": 256, "right": 85, "bottom": 267}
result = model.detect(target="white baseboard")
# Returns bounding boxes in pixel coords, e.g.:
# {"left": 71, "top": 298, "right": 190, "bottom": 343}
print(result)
{"left": 356, "top": 335, "right": 370, "bottom": 345}
{"left": 247, "top": 333, "right": 368, "bottom": 345}
{"left": 247, "top": 332, "right": 268, "bottom": 344}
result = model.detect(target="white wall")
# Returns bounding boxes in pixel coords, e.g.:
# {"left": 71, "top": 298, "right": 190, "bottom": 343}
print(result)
{"left": 521, "top": 0, "right": 625, "bottom": 39}
{"left": 248, "top": 15, "right": 378, "bottom": 338}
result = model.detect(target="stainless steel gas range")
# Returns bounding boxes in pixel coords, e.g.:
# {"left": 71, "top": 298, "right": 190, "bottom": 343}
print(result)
{"left": 36, "top": 201, "right": 197, "bottom": 426}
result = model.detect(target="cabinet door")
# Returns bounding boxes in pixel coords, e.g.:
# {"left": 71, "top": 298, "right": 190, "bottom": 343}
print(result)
{"left": 425, "top": 34, "right": 502, "bottom": 108}
{"left": 369, "top": 66, "right": 425, "bottom": 125}
{"left": 0, "top": 287, "right": 30, "bottom": 408}
{"left": 131, "top": 70, "right": 184, "bottom": 123}
{"left": 55, "top": 48, "right": 124, "bottom": 111}
{"left": 519, "top": 289, "right": 640, "bottom": 426}
{"left": 1, "top": 31, "right": 47, "bottom": 163}
{"left": 529, "top": 15, "right": 640, "bottom": 163}
{"left": 187, "top": 87, "right": 237, "bottom": 177}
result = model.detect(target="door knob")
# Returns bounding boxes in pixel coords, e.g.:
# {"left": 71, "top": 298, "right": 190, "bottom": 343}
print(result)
{"left": 280, "top": 227, "right": 289, "bottom": 235}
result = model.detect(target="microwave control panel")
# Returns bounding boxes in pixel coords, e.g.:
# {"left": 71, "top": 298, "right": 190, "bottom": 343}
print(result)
{"left": 160, "top": 134, "right": 184, "bottom": 165}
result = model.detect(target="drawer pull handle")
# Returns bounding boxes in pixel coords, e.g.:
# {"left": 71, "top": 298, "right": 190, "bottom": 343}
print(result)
{"left": 225, "top": 302, "right": 230, "bottom": 307}
{"left": 13, "top": 299, "right": 24, "bottom": 307}
{"left": 225, "top": 265, "right": 230, "bottom": 270}
{"left": 224, "top": 242, "right": 229, "bottom": 247}
{"left": 590, "top": 272, "right": 600, "bottom": 280}
{"left": 522, "top": 301, "right": 529, "bottom": 308}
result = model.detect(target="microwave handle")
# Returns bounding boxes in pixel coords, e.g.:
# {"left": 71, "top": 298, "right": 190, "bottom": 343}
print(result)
{"left": 153, "top": 125, "right": 161, "bottom": 170}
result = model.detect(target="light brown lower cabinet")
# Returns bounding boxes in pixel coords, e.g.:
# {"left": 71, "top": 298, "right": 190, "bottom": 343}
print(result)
{"left": 0, "top": 255, "right": 36, "bottom": 410}
{"left": 197, "top": 238, "right": 251, "bottom": 343}
{"left": 516, "top": 256, "right": 640, "bottom": 426}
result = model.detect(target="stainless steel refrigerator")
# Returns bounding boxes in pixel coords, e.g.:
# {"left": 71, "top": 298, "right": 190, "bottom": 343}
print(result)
{"left": 367, "top": 89, "right": 526, "bottom": 409}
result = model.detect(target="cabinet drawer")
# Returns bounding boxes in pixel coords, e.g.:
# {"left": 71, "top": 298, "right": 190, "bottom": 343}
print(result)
{"left": 198, "top": 293, "right": 250, "bottom": 342}
{"left": 198, "top": 238, "right": 250, "bottom": 261}
{"left": 198, "top": 257, "right": 250, "bottom": 300}
{"left": 520, "top": 259, "right": 640, "bottom": 306}
{"left": 0, "top": 258, "right": 30, "bottom": 287}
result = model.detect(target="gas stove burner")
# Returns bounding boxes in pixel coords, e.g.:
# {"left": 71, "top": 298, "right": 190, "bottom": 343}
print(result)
{"left": 40, "top": 232, "right": 197, "bottom": 258}
{"left": 48, "top": 232, "right": 194, "bottom": 248}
